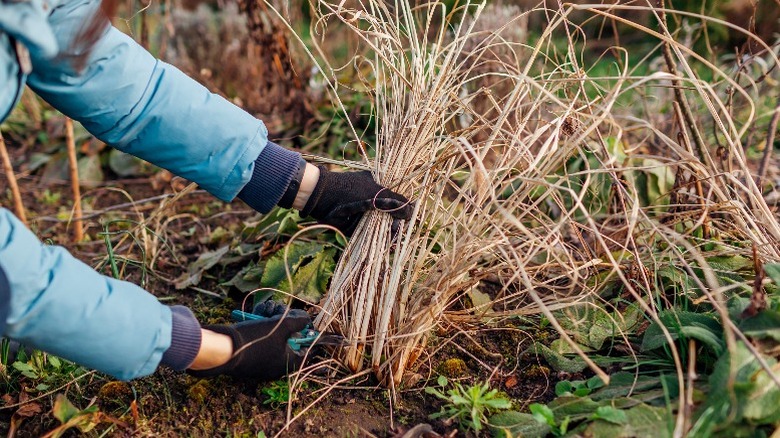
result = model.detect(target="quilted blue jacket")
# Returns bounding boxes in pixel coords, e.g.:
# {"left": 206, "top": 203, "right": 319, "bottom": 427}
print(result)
{"left": 0, "top": 0, "right": 301, "bottom": 378}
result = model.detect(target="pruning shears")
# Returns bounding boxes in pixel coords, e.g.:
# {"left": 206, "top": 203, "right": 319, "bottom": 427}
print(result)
{"left": 230, "top": 309, "right": 344, "bottom": 352}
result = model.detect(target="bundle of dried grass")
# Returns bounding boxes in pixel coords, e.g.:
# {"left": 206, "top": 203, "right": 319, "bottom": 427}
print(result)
{"left": 300, "top": 0, "right": 780, "bottom": 402}
{"left": 308, "top": 0, "right": 612, "bottom": 386}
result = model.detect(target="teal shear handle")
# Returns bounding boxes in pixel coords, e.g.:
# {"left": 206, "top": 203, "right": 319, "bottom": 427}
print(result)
{"left": 231, "top": 310, "right": 318, "bottom": 352}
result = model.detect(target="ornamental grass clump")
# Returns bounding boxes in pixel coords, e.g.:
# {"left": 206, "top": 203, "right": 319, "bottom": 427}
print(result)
{"left": 310, "top": 0, "right": 610, "bottom": 386}
{"left": 302, "top": 0, "right": 780, "bottom": 403}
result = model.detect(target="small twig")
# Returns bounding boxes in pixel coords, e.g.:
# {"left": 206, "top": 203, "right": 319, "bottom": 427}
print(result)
{"left": 36, "top": 190, "right": 210, "bottom": 222}
{"left": 0, "top": 131, "right": 26, "bottom": 225}
{"left": 65, "top": 118, "right": 84, "bottom": 242}
{"left": 657, "top": 0, "right": 712, "bottom": 169}
{"left": 756, "top": 97, "right": 780, "bottom": 189}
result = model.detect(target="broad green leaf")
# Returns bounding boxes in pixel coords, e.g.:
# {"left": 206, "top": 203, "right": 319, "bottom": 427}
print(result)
{"left": 261, "top": 242, "right": 324, "bottom": 289}
{"left": 584, "top": 403, "right": 673, "bottom": 438}
{"left": 547, "top": 395, "right": 601, "bottom": 420}
{"left": 489, "top": 411, "right": 551, "bottom": 438}
{"left": 641, "top": 311, "right": 724, "bottom": 355}
{"left": 467, "top": 286, "right": 492, "bottom": 311}
{"left": 702, "top": 340, "right": 780, "bottom": 426}
{"left": 279, "top": 248, "right": 336, "bottom": 304}
{"left": 524, "top": 342, "right": 587, "bottom": 373}
{"left": 12, "top": 362, "right": 38, "bottom": 379}
{"left": 27, "top": 152, "right": 51, "bottom": 171}
{"left": 592, "top": 406, "right": 628, "bottom": 425}
{"left": 437, "top": 375, "right": 448, "bottom": 387}
{"left": 555, "top": 381, "right": 573, "bottom": 396}
{"left": 590, "top": 372, "right": 670, "bottom": 402}
{"left": 764, "top": 263, "right": 780, "bottom": 286}
{"left": 705, "top": 255, "right": 753, "bottom": 272}
{"left": 739, "top": 309, "right": 780, "bottom": 342}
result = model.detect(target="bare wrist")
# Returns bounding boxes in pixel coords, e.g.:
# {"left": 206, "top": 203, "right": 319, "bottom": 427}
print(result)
{"left": 293, "top": 163, "right": 320, "bottom": 210}
{"left": 188, "top": 329, "right": 234, "bottom": 370}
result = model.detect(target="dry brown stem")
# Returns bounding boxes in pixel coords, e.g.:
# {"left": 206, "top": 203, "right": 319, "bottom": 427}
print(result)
{"left": 65, "top": 118, "right": 84, "bottom": 242}
{"left": 0, "top": 131, "right": 26, "bottom": 225}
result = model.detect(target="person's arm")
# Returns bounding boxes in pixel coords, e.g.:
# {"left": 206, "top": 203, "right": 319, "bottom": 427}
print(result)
{"left": 27, "top": 0, "right": 300, "bottom": 210}
{"left": 0, "top": 208, "right": 180, "bottom": 379}
{"left": 28, "top": 0, "right": 413, "bottom": 227}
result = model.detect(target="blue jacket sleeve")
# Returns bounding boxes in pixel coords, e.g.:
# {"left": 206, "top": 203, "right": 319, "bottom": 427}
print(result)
{"left": 0, "top": 208, "right": 172, "bottom": 380}
{"left": 26, "top": 0, "right": 267, "bottom": 201}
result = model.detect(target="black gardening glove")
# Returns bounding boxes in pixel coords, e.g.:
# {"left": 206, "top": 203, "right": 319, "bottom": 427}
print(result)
{"left": 188, "top": 303, "right": 311, "bottom": 380}
{"left": 301, "top": 166, "right": 413, "bottom": 236}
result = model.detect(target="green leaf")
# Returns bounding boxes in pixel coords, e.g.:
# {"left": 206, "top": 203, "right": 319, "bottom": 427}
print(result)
{"left": 524, "top": 342, "right": 588, "bottom": 373}
{"left": 764, "top": 264, "right": 780, "bottom": 286}
{"left": 529, "top": 403, "right": 555, "bottom": 426}
{"left": 175, "top": 246, "right": 230, "bottom": 290}
{"left": 52, "top": 394, "right": 80, "bottom": 423}
{"left": 27, "top": 152, "right": 51, "bottom": 172}
{"left": 261, "top": 242, "right": 324, "bottom": 289}
{"left": 279, "top": 248, "right": 335, "bottom": 304}
{"left": 739, "top": 309, "right": 780, "bottom": 342}
{"left": 76, "top": 155, "right": 104, "bottom": 188}
{"left": 555, "top": 381, "right": 573, "bottom": 396}
{"left": 592, "top": 406, "right": 628, "bottom": 425}
{"left": 467, "top": 285, "right": 492, "bottom": 311}
{"left": 584, "top": 403, "right": 673, "bottom": 438}
{"left": 438, "top": 375, "right": 448, "bottom": 387}
{"left": 590, "top": 372, "right": 670, "bottom": 402}
{"left": 704, "top": 341, "right": 780, "bottom": 425}
{"left": 108, "top": 149, "right": 145, "bottom": 177}
{"left": 489, "top": 411, "right": 551, "bottom": 438}
{"left": 705, "top": 255, "right": 753, "bottom": 272}
{"left": 223, "top": 262, "right": 266, "bottom": 293}
{"left": 485, "top": 398, "right": 512, "bottom": 410}
{"left": 49, "top": 355, "right": 61, "bottom": 369}
{"left": 641, "top": 311, "right": 724, "bottom": 355}
{"left": 547, "top": 395, "right": 601, "bottom": 420}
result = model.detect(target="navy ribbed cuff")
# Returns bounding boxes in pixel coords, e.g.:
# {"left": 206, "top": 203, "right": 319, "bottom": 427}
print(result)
{"left": 237, "top": 141, "right": 302, "bottom": 213}
{"left": 161, "top": 305, "right": 202, "bottom": 371}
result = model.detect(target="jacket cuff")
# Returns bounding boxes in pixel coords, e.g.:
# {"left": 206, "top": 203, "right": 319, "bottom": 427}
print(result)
{"left": 160, "top": 306, "right": 202, "bottom": 371}
{"left": 237, "top": 142, "right": 302, "bottom": 213}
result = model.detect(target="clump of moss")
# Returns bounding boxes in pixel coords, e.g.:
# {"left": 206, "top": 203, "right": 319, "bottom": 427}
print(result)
{"left": 523, "top": 364, "right": 551, "bottom": 379}
{"left": 98, "top": 381, "right": 132, "bottom": 403}
{"left": 437, "top": 358, "right": 468, "bottom": 378}
{"left": 188, "top": 378, "right": 212, "bottom": 404}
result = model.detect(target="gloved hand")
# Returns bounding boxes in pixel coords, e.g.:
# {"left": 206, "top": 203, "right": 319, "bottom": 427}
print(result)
{"left": 188, "top": 303, "right": 311, "bottom": 380}
{"left": 301, "top": 166, "right": 413, "bottom": 236}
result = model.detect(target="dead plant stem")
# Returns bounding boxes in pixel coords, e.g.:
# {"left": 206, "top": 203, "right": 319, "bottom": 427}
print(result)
{"left": 65, "top": 118, "right": 84, "bottom": 242}
{"left": 757, "top": 96, "right": 780, "bottom": 188}
{"left": 0, "top": 131, "right": 26, "bottom": 225}
{"left": 657, "top": 0, "right": 712, "bottom": 169}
